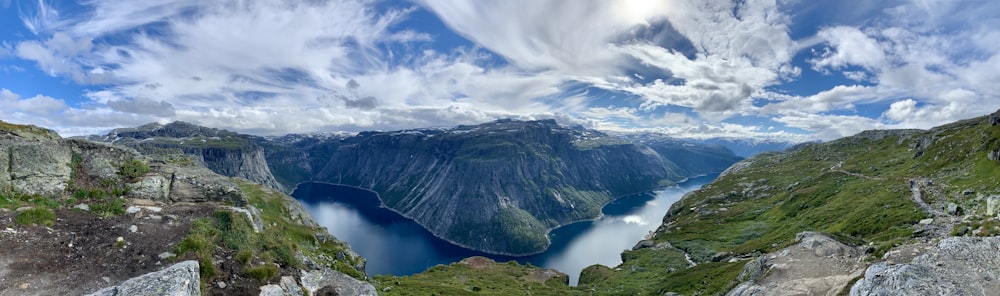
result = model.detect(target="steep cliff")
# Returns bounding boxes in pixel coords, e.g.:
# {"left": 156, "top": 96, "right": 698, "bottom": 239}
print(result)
{"left": 263, "top": 119, "right": 742, "bottom": 255}
{"left": 85, "top": 122, "right": 285, "bottom": 193}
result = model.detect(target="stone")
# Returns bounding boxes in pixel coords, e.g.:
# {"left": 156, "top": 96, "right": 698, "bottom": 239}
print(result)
{"left": 257, "top": 276, "right": 312, "bottom": 296}
{"left": 797, "top": 231, "right": 859, "bottom": 257}
{"left": 918, "top": 218, "right": 934, "bottom": 225}
{"left": 300, "top": 269, "right": 377, "bottom": 296}
{"left": 280, "top": 276, "right": 304, "bottom": 296}
{"left": 158, "top": 252, "right": 177, "bottom": 260}
{"left": 947, "top": 202, "right": 959, "bottom": 215}
{"left": 126, "top": 206, "right": 142, "bottom": 214}
{"left": 167, "top": 166, "right": 247, "bottom": 206}
{"left": 129, "top": 225, "right": 138, "bottom": 233}
{"left": 15, "top": 206, "right": 32, "bottom": 212}
{"left": 850, "top": 237, "right": 1000, "bottom": 295}
{"left": 86, "top": 260, "right": 200, "bottom": 296}
{"left": 73, "top": 203, "right": 90, "bottom": 211}
{"left": 228, "top": 206, "right": 264, "bottom": 233}
{"left": 258, "top": 285, "right": 284, "bottom": 296}
{"left": 8, "top": 141, "right": 72, "bottom": 196}
{"left": 216, "top": 282, "right": 227, "bottom": 289}
{"left": 128, "top": 175, "right": 171, "bottom": 201}
{"left": 988, "top": 196, "right": 1000, "bottom": 217}
{"left": 632, "top": 239, "right": 656, "bottom": 250}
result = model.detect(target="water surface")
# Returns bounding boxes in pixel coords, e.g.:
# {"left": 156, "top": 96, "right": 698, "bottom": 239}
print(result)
{"left": 292, "top": 174, "right": 716, "bottom": 285}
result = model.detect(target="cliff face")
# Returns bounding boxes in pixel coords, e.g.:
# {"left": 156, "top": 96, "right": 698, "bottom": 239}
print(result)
{"left": 86, "top": 122, "right": 285, "bottom": 193}
{"left": 264, "top": 119, "right": 741, "bottom": 255}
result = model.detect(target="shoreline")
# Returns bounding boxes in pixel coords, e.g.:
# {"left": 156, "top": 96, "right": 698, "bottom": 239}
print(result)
{"left": 290, "top": 173, "right": 717, "bottom": 257}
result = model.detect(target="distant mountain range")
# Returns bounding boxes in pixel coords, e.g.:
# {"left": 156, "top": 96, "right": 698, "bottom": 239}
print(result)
{"left": 612, "top": 132, "right": 798, "bottom": 158}
{"left": 88, "top": 119, "right": 743, "bottom": 255}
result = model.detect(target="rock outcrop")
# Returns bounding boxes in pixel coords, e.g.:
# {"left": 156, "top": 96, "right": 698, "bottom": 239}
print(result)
{"left": 300, "top": 268, "right": 378, "bottom": 296}
{"left": 86, "top": 260, "right": 200, "bottom": 296}
{"left": 727, "top": 232, "right": 868, "bottom": 296}
{"left": 850, "top": 236, "right": 1000, "bottom": 296}
{"left": 85, "top": 122, "right": 285, "bottom": 193}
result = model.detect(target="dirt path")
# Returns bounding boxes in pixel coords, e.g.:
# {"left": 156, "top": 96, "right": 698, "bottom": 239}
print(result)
{"left": 909, "top": 179, "right": 943, "bottom": 216}
{"left": 0, "top": 202, "right": 214, "bottom": 295}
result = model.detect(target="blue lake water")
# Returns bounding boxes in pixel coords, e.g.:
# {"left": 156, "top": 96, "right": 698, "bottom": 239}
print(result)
{"left": 292, "top": 173, "right": 717, "bottom": 285}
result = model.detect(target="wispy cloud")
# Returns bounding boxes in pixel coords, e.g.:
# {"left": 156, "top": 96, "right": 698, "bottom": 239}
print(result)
{"left": 2, "top": 0, "right": 999, "bottom": 141}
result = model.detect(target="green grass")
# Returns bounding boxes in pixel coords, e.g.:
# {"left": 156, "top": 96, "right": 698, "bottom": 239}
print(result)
{"left": 244, "top": 264, "right": 279, "bottom": 281}
{"left": 90, "top": 198, "right": 127, "bottom": 218}
{"left": 15, "top": 208, "right": 56, "bottom": 226}
{"left": 374, "top": 258, "right": 581, "bottom": 296}
{"left": 173, "top": 179, "right": 369, "bottom": 288}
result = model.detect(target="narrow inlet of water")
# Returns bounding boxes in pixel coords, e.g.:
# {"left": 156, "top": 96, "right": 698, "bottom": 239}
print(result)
{"left": 292, "top": 173, "right": 717, "bottom": 285}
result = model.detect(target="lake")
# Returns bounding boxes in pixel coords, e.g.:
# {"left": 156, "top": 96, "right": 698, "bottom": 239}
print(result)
{"left": 291, "top": 173, "right": 717, "bottom": 285}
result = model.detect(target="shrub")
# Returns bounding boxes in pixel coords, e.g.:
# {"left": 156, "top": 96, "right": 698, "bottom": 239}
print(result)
{"left": 91, "top": 198, "right": 127, "bottom": 218}
{"left": 118, "top": 159, "right": 150, "bottom": 180}
{"left": 236, "top": 250, "right": 254, "bottom": 266}
{"left": 244, "top": 264, "right": 279, "bottom": 281}
{"left": 16, "top": 208, "right": 56, "bottom": 226}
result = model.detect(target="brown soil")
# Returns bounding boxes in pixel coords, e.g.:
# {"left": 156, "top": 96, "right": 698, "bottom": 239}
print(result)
{"left": 0, "top": 201, "right": 213, "bottom": 295}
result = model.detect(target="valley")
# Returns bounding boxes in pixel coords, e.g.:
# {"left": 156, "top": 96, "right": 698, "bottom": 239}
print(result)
{"left": 4, "top": 110, "right": 1000, "bottom": 295}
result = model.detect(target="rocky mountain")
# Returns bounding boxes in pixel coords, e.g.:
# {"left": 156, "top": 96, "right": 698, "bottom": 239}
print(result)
{"left": 261, "top": 119, "right": 743, "bottom": 255}
{"left": 615, "top": 133, "right": 745, "bottom": 175}
{"left": 0, "top": 121, "right": 371, "bottom": 295}
{"left": 692, "top": 137, "right": 799, "bottom": 158}
{"left": 378, "top": 110, "right": 1000, "bottom": 295}
{"left": 83, "top": 121, "right": 285, "bottom": 193}
{"left": 615, "top": 132, "right": 797, "bottom": 158}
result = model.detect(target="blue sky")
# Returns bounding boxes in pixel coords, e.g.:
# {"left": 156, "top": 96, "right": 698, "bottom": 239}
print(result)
{"left": 1, "top": 0, "right": 999, "bottom": 141}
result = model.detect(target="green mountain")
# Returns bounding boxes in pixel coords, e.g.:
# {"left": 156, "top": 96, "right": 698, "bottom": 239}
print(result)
{"left": 90, "top": 119, "right": 742, "bottom": 255}
{"left": 378, "top": 110, "right": 1000, "bottom": 295}
{"left": 262, "top": 119, "right": 742, "bottom": 255}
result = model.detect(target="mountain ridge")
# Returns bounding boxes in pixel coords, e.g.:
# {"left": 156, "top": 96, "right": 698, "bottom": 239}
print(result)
{"left": 263, "top": 119, "right": 743, "bottom": 255}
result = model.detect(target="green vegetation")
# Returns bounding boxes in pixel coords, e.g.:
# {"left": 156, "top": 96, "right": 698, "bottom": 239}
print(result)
{"left": 15, "top": 208, "right": 56, "bottom": 226}
{"left": 0, "top": 120, "right": 60, "bottom": 140}
{"left": 90, "top": 198, "right": 127, "bottom": 218}
{"left": 173, "top": 179, "right": 367, "bottom": 288}
{"left": 117, "top": 159, "right": 150, "bottom": 180}
{"left": 374, "top": 258, "right": 580, "bottom": 296}
{"left": 244, "top": 264, "right": 280, "bottom": 281}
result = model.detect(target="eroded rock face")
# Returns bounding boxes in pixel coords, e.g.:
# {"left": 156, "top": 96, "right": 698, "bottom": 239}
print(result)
{"left": 850, "top": 236, "right": 1000, "bottom": 296}
{"left": 165, "top": 165, "right": 246, "bottom": 206}
{"left": 86, "top": 260, "right": 200, "bottom": 296}
{"left": 300, "top": 268, "right": 377, "bottom": 296}
{"left": 5, "top": 141, "right": 72, "bottom": 196}
{"left": 728, "top": 232, "right": 868, "bottom": 296}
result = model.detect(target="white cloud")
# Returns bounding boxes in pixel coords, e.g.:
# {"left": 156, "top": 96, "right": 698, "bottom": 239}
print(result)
{"left": 6, "top": 0, "right": 1000, "bottom": 142}
{"left": 810, "top": 26, "right": 886, "bottom": 71}
{"left": 418, "top": 0, "right": 667, "bottom": 76}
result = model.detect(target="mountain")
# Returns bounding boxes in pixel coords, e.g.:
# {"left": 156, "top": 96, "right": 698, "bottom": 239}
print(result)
{"left": 0, "top": 121, "right": 372, "bottom": 295}
{"left": 615, "top": 132, "right": 798, "bottom": 158}
{"left": 691, "top": 137, "right": 799, "bottom": 157}
{"left": 379, "top": 110, "right": 1000, "bottom": 295}
{"left": 261, "top": 119, "right": 743, "bottom": 255}
{"left": 614, "top": 133, "right": 745, "bottom": 175}
{"left": 83, "top": 122, "right": 285, "bottom": 193}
